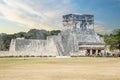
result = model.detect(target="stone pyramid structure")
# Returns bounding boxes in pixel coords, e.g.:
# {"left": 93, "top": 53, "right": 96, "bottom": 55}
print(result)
{"left": 8, "top": 14, "right": 105, "bottom": 57}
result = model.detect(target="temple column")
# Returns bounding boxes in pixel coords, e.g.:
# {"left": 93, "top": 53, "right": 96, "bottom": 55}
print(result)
{"left": 90, "top": 49, "right": 92, "bottom": 56}
{"left": 100, "top": 50, "right": 103, "bottom": 56}
{"left": 96, "top": 50, "right": 98, "bottom": 56}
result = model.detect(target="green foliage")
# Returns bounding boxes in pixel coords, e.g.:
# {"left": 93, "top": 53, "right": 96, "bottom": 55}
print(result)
{"left": 104, "top": 29, "right": 120, "bottom": 51}
{"left": 0, "top": 34, "right": 13, "bottom": 50}
{"left": 13, "top": 32, "right": 27, "bottom": 39}
{"left": 97, "top": 33, "right": 103, "bottom": 37}
{"left": 50, "top": 30, "right": 61, "bottom": 35}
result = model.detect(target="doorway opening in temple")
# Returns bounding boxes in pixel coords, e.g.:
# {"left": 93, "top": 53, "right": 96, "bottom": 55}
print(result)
{"left": 92, "top": 49, "right": 96, "bottom": 54}
{"left": 98, "top": 50, "right": 101, "bottom": 53}
{"left": 87, "top": 49, "right": 90, "bottom": 55}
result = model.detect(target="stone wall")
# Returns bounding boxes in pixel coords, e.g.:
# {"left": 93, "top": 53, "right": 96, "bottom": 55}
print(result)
{"left": 8, "top": 36, "right": 59, "bottom": 57}
{"left": 2, "top": 14, "right": 106, "bottom": 57}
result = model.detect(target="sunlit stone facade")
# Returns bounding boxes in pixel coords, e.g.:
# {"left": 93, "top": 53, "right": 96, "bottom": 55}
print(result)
{"left": 8, "top": 14, "right": 105, "bottom": 57}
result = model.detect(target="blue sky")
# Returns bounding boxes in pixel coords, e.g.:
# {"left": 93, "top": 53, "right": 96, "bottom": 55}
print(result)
{"left": 0, "top": 0, "right": 120, "bottom": 34}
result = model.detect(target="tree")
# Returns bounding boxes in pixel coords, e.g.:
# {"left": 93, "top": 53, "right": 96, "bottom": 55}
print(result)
{"left": 115, "top": 29, "right": 120, "bottom": 51}
{"left": 50, "top": 30, "right": 61, "bottom": 35}
{"left": 104, "top": 29, "right": 120, "bottom": 51}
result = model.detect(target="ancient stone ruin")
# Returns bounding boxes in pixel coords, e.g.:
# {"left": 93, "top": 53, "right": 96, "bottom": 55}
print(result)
{"left": 4, "top": 14, "right": 105, "bottom": 57}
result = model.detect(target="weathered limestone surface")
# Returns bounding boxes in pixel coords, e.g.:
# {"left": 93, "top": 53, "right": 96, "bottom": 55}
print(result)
{"left": 7, "top": 14, "right": 105, "bottom": 57}
{"left": 9, "top": 36, "right": 59, "bottom": 56}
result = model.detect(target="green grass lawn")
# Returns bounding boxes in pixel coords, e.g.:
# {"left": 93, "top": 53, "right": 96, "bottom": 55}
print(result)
{"left": 0, "top": 57, "right": 120, "bottom": 80}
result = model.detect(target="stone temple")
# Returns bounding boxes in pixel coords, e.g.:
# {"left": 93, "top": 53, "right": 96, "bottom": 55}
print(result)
{"left": 9, "top": 14, "right": 105, "bottom": 57}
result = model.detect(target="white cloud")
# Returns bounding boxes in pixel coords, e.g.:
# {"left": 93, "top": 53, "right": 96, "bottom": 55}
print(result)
{"left": 0, "top": 0, "right": 73, "bottom": 31}
{"left": 94, "top": 21, "right": 112, "bottom": 34}
{"left": 0, "top": 0, "right": 111, "bottom": 34}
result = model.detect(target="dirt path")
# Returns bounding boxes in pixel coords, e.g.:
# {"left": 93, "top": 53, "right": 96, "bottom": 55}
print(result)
{"left": 0, "top": 57, "right": 120, "bottom": 80}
